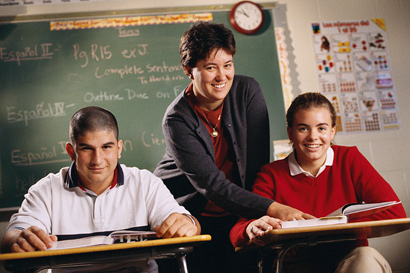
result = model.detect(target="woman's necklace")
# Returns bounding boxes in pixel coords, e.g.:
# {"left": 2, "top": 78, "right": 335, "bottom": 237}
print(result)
{"left": 199, "top": 106, "right": 222, "bottom": 138}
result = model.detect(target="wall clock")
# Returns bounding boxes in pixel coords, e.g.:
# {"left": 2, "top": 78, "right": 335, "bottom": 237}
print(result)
{"left": 229, "top": 1, "right": 264, "bottom": 35}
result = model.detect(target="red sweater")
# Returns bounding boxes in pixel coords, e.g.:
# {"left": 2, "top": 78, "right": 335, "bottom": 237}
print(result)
{"left": 230, "top": 145, "right": 406, "bottom": 247}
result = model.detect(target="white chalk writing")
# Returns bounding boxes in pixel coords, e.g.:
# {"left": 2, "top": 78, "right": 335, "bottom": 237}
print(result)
{"left": 141, "top": 131, "right": 166, "bottom": 147}
{"left": 11, "top": 143, "right": 68, "bottom": 166}
{"left": 7, "top": 102, "right": 66, "bottom": 126}
{"left": 121, "top": 44, "right": 148, "bottom": 58}
{"left": 117, "top": 27, "right": 140, "bottom": 38}
{"left": 95, "top": 65, "right": 144, "bottom": 79}
{"left": 146, "top": 62, "right": 182, "bottom": 73}
{"left": 0, "top": 43, "right": 54, "bottom": 65}
{"left": 84, "top": 91, "right": 124, "bottom": 102}
{"left": 126, "top": 89, "right": 149, "bottom": 100}
{"left": 72, "top": 43, "right": 113, "bottom": 68}
{"left": 122, "top": 139, "right": 134, "bottom": 152}
{"left": 15, "top": 171, "right": 49, "bottom": 196}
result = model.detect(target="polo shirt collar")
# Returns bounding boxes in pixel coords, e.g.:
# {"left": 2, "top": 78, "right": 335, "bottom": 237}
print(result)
{"left": 288, "top": 147, "right": 334, "bottom": 178}
{"left": 64, "top": 162, "right": 124, "bottom": 189}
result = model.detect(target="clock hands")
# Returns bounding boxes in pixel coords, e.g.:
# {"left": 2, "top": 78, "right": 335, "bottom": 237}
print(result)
{"left": 237, "top": 9, "right": 249, "bottom": 17}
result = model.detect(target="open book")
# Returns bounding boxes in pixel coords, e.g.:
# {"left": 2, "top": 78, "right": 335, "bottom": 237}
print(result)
{"left": 48, "top": 230, "right": 157, "bottom": 250}
{"left": 327, "top": 201, "right": 401, "bottom": 220}
{"left": 280, "top": 201, "right": 401, "bottom": 229}
{"left": 280, "top": 216, "right": 347, "bottom": 229}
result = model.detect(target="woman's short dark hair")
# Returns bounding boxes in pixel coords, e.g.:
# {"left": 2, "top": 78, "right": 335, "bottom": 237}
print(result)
{"left": 286, "top": 92, "right": 337, "bottom": 128}
{"left": 69, "top": 106, "right": 119, "bottom": 144}
{"left": 179, "top": 22, "right": 236, "bottom": 68}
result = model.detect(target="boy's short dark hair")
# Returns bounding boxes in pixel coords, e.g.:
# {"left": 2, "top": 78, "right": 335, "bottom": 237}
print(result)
{"left": 69, "top": 106, "right": 119, "bottom": 144}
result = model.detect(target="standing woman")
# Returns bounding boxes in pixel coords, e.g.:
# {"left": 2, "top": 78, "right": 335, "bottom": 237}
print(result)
{"left": 154, "top": 22, "right": 311, "bottom": 272}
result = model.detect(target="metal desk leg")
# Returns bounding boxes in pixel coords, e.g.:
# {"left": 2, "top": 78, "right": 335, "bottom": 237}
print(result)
{"left": 257, "top": 241, "right": 309, "bottom": 273}
{"left": 176, "top": 254, "right": 188, "bottom": 273}
{"left": 263, "top": 235, "right": 357, "bottom": 273}
{"left": 275, "top": 242, "right": 307, "bottom": 273}
{"left": 258, "top": 250, "right": 275, "bottom": 273}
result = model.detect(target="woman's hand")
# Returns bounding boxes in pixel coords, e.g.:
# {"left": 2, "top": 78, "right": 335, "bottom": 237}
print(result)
{"left": 267, "top": 202, "right": 315, "bottom": 221}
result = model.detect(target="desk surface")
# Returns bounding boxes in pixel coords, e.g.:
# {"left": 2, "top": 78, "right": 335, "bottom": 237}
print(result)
{"left": 0, "top": 234, "right": 212, "bottom": 261}
{"left": 237, "top": 218, "right": 410, "bottom": 251}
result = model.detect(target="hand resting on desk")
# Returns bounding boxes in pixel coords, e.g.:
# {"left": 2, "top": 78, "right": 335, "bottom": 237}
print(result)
{"left": 247, "top": 203, "right": 316, "bottom": 246}
{"left": 155, "top": 212, "right": 200, "bottom": 238}
{"left": 1, "top": 226, "right": 57, "bottom": 253}
{"left": 246, "top": 216, "right": 282, "bottom": 246}
{"left": 1, "top": 212, "right": 200, "bottom": 253}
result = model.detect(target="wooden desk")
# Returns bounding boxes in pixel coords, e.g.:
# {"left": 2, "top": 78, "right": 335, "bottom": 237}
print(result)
{"left": 0, "top": 234, "right": 211, "bottom": 273}
{"left": 236, "top": 218, "right": 410, "bottom": 273}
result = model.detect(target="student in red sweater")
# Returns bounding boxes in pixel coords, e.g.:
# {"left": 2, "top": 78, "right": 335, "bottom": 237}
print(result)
{"left": 230, "top": 92, "right": 406, "bottom": 273}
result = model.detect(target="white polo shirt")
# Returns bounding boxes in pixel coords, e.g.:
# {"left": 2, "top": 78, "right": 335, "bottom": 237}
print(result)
{"left": 7, "top": 163, "right": 190, "bottom": 236}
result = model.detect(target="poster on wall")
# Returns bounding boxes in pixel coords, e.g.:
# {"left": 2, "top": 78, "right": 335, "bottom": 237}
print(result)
{"left": 311, "top": 19, "right": 400, "bottom": 133}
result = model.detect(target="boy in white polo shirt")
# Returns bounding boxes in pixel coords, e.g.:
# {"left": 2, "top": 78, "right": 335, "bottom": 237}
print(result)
{"left": 1, "top": 106, "right": 200, "bottom": 272}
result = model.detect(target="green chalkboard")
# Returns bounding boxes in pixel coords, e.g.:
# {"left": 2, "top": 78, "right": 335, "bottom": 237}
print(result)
{"left": 0, "top": 8, "right": 286, "bottom": 209}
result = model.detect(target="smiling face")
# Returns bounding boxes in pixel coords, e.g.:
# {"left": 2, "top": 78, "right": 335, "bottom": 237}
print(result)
{"left": 66, "top": 129, "right": 123, "bottom": 195}
{"left": 185, "top": 48, "right": 234, "bottom": 111}
{"left": 287, "top": 106, "right": 336, "bottom": 175}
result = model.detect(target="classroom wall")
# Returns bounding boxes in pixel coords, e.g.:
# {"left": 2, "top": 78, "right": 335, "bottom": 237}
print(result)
{"left": 1, "top": 0, "right": 410, "bottom": 272}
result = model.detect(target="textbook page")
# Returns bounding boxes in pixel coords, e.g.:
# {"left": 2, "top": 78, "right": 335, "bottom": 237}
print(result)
{"left": 49, "top": 235, "right": 114, "bottom": 250}
{"left": 327, "top": 201, "right": 400, "bottom": 220}
{"left": 48, "top": 230, "right": 157, "bottom": 250}
{"left": 280, "top": 216, "right": 347, "bottom": 229}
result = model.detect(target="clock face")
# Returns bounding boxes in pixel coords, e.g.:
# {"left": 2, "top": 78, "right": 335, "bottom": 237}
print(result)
{"left": 230, "top": 1, "right": 264, "bottom": 35}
